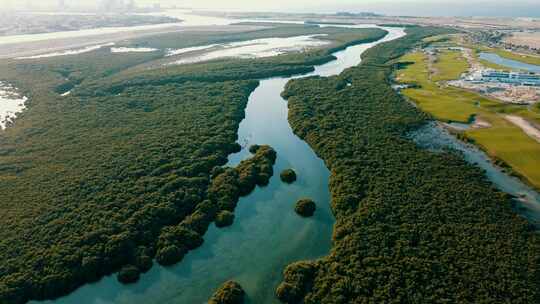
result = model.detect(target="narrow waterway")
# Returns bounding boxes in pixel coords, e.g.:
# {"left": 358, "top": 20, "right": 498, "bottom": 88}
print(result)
{"left": 410, "top": 122, "right": 540, "bottom": 228}
{"left": 479, "top": 52, "right": 540, "bottom": 73}
{"left": 34, "top": 26, "right": 405, "bottom": 304}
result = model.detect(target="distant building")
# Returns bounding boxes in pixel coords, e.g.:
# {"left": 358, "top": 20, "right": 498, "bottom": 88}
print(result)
{"left": 126, "top": 0, "right": 136, "bottom": 11}
{"left": 100, "top": 0, "right": 126, "bottom": 12}
{"left": 476, "top": 70, "right": 540, "bottom": 86}
{"left": 336, "top": 12, "right": 381, "bottom": 17}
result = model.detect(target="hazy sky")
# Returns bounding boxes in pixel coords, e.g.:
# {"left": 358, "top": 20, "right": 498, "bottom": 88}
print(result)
{"left": 2, "top": 0, "right": 540, "bottom": 17}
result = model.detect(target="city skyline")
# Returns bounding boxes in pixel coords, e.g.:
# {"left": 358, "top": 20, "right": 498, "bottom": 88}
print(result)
{"left": 1, "top": 0, "right": 540, "bottom": 17}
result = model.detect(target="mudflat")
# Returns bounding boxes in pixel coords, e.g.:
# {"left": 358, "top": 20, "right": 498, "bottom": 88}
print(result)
{"left": 0, "top": 25, "right": 265, "bottom": 59}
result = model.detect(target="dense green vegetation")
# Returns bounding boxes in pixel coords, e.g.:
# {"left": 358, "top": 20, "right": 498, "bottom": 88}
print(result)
{"left": 278, "top": 26, "right": 540, "bottom": 303}
{"left": 0, "top": 80, "right": 259, "bottom": 303}
{"left": 276, "top": 262, "right": 317, "bottom": 303}
{"left": 154, "top": 144, "right": 276, "bottom": 267}
{"left": 208, "top": 280, "right": 245, "bottom": 304}
{"left": 294, "top": 199, "right": 316, "bottom": 217}
{"left": 0, "top": 24, "right": 387, "bottom": 303}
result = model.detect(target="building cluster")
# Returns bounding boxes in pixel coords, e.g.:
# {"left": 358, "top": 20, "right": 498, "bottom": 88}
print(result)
{"left": 54, "top": 0, "right": 139, "bottom": 12}
{"left": 467, "top": 70, "right": 540, "bottom": 86}
{"left": 456, "top": 69, "right": 540, "bottom": 104}
{"left": 98, "top": 0, "right": 138, "bottom": 12}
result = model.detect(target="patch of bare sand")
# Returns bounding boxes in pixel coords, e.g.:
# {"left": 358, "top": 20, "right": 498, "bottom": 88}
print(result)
{"left": 504, "top": 115, "right": 540, "bottom": 143}
{"left": 472, "top": 117, "right": 492, "bottom": 129}
{"left": 504, "top": 32, "right": 540, "bottom": 50}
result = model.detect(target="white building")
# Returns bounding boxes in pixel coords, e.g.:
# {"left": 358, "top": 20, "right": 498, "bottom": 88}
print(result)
{"left": 469, "top": 70, "right": 540, "bottom": 86}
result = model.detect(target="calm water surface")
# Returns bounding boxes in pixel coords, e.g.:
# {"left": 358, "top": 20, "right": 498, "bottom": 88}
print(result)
{"left": 479, "top": 52, "right": 540, "bottom": 73}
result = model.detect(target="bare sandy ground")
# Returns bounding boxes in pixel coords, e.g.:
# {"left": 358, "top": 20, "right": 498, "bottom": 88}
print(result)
{"left": 504, "top": 115, "right": 540, "bottom": 143}
{"left": 443, "top": 117, "right": 491, "bottom": 131}
{"left": 504, "top": 32, "right": 540, "bottom": 49}
{"left": 0, "top": 25, "right": 264, "bottom": 60}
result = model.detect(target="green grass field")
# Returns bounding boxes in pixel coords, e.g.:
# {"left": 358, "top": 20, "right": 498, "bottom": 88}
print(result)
{"left": 467, "top": 114, "right": 540, "bottom": 189}
{"left": 432, "top": 50, "right": 469, "bottom": 81}
{"left": 398, "top": 52, "right": 487, "bottom": 123}
{"left": 441, "top": 34, "right": 532, "bottom": 70}
{"left": 397, "top": 51, "right": 540, "bottom": 189}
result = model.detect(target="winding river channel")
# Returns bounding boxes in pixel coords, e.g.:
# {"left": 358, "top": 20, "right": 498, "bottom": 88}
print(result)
{"left": 31, "top": 13, "right": 540, "bottom": 304}
{"left": 33, "top": 24, "right": 405, "bottom": 304}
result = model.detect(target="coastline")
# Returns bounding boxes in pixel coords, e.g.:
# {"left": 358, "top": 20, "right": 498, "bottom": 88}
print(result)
{"left": 0, "top": 25, "right": 265, "bottom": 60}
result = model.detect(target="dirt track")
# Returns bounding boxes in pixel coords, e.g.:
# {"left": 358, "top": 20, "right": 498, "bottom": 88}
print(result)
{"left": 504, "top": 115, "right": 540, "bottom": 143}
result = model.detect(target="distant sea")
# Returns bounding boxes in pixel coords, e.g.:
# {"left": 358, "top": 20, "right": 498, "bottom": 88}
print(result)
{"left": 286, "top": 2, "right": 540, "bottom": 18}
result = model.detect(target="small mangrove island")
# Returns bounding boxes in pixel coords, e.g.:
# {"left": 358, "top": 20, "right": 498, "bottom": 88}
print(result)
{"left": 295, "top": 199, "right": 316, "bottom": 217}
{"left": 116, "top": 265, "right": 141, "bottom": 284}
{"left": 280, "top": 169, "right": 297, "bottom": 183}
{"left": 208, "top": 280, "right": 245, "bottom": 304}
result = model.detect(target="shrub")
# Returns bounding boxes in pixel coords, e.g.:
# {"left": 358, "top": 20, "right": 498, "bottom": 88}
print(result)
{"left": 276, "top": 262, "right": 317, "bottom": 303}
{"left": 215, "top": 211, "right": 235, "bottom": 228}
{"left": 181, "top": 211, "right": 213, "bottom": 235}
{"left": 249, "top": 145, "right": 261, "bottom": 154}
{"left": 280, "top": 169, "right": 297, "bottom": 183}
{"left": 208, "top": 280, "right": 245, "bottom": 304}
{"left": 158, "top": 225, "right": 204, "bottom": 251}
{"left": 155, "top": 245, "right": 187, "bottom": 266}
{"left": 117, "top": 265, "right": 140, "bottom": 284}
{"left": 294, "top": 199, "right": 316, "bottom": 217}
{"left": 135, "top": 255, "right": 153, "bottom": 273}
{"left": 231, "top": 143, "right": 242, "bottom": 153}
{"left": 275, "top": 282, "right": 301, "bottom": 304}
